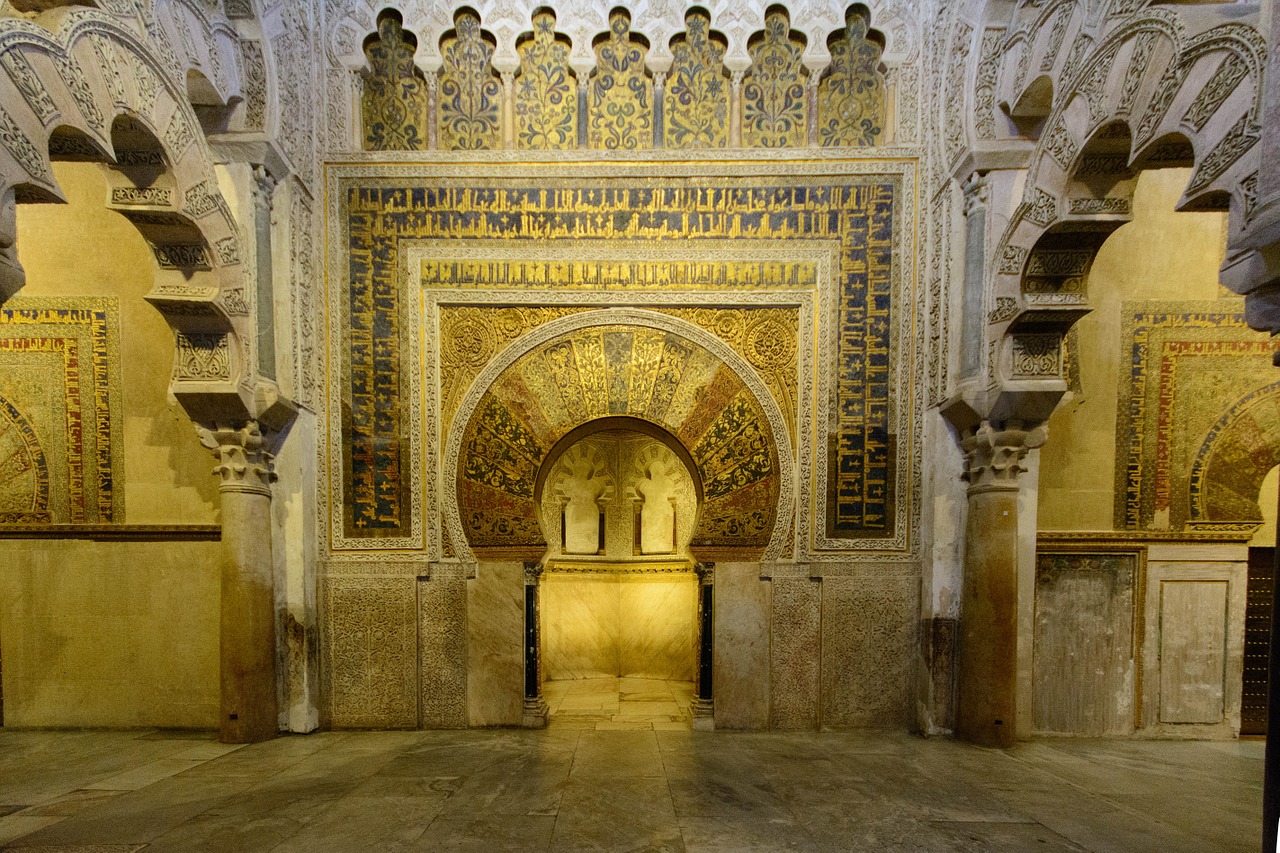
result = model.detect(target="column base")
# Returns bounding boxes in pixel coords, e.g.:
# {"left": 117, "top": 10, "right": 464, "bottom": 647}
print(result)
{"left": 522, "top": 697, "right": 549, "bottom": 729}
{"left": 690, "top": 698, "right": 714, "bottom": 731}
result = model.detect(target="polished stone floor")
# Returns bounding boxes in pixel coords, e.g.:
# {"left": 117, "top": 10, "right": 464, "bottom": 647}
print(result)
{"left": 0, "top": 725, "right": 1262, "bottom": 852}
{"left": 544, "top": 677, "right": 694, "bottom": 730}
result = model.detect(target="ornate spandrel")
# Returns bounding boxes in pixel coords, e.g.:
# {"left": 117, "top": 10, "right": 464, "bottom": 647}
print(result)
{"left": 818, "top": 7, "right": 885, "bottom": 147}
{"left": 439, "top": 10, "right": 502, "bottom": 151}
{"left": 515, "top": 10, "right": 577, "bottom": 150}
{"left": 743, "top": 9, "right": 807, "bottom": 148}
{"left": 361, "top": 12, "right": 429, "bottom": 151}
{"left": 589, "top": 10, "right": 652, "bottom": 150}
{"left": 664, "top": 9, "right": 728, "bottom": 149}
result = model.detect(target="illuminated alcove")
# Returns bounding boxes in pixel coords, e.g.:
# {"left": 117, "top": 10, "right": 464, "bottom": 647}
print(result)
{"left": 534, "top": 418, "right": 701, "bottom": 723}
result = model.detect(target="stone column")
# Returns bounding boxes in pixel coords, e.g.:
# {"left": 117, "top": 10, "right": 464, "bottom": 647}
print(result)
{"left": 522, "top": 561, "right": 549, "bottom": 728}
{"left": 250, "top": 165, "right": 277, "bottom": 381}
{"left": 728, "top": 71, "right": 744, "bottom": 148}
{"left": 806, "top": 72, "right": 820, "bottom": 147}
{"left": 956, "top": 421, "right": 1045, "bottom": 748}
{"left": 652, "top": 71, "right": 666, "bottom": 148}
{"left": 960, "top": 174, "right": 989, "bottom": 380}
{"left": 501, "top": 71, "right": 516, "bottom": 149}
{"left": 692, "top": 561, "right": 715, "bottom": 730}
{"left": 425, "top": 73, "right": 439, "bottom": 150}
{"left": 199, "top": 421, "right": 279, "bottom": 744}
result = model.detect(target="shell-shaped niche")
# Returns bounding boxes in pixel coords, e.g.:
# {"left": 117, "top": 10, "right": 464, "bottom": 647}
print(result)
{"left": 540, "top": 428, "right": 696, "bottom": 567}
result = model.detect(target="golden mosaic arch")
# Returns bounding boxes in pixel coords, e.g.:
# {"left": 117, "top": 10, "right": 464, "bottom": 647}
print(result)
{"left": 448, "top": 310, "right": 790, "bottom": 562}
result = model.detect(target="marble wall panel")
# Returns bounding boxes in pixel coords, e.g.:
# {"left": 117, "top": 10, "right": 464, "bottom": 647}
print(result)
{"left": 713, "top": 563, "right": 771, "bottom": 729}
{"left": 543, "top": 574, "right": 621, "bottom": 679}
{"left": 467, "top": 561, "right": 525, "bottom": 726}
{"left": 542, "top": 573, "right": 696, "bottom": 681}
{"left": 1033, "top": 552, "right": 1136, "bottom": 735}
{"left": 0, "top": 539, "right": 219, "bottom": 728}
{"left": 1142, "top": 546, "right": 1246, "bottom": 736}
{"left": 321, "top": 575, "right": 419, "bottom": 728}
{"left": 1159, "top": 580, "right": 1228, "bottom": 724}
{"left": 769, "top": 577, "right": 820, "bottom": 729}
{"left": 420, "top": 569, "right": 468, "bottom": 728}
{"left": 618, "top": 575, "right": 697, "bottom": 681}
{"left": 820, "top": 574, "right": 918, "bottom": 728}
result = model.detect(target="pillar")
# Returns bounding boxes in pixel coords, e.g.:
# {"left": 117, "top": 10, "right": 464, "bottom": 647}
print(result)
{"left": 692, "top": 561, "right": 715, "bottom": 730}
{"left": 199, "top": 421, "right": 279, "bottom": 744}
{"left": 522, "top": 561, "right": 549, "bottom": 728}
{"left": 955, "top": 421, "right": 1045, "bottom": 748}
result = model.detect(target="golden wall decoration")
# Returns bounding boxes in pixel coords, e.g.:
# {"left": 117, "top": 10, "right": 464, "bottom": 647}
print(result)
{"left": 664, "top": 10, "right": 728, "bottom": 149}
{"left": 589, "top": 10, "right": 652, "bottom": 150}
{"left": 0, "top": 298, "right": 122, "bottom": 524}
{"left": 743, "top": 10, "right": 807, "bottom": 148}
{"left": 361, "top": 13, "right": 429, "bottom": 151}
{"left": 438, "top": 10, "right": 501, "bottom": 151}
{"left": 1191, "top": 381, "right": 1280, "bottom": 525}
{"left": 818, "top": 7, "right": 885, "bottom": 147}
{"left": 1117, "top": 302, "right": 1275, "bottom": 531}
{"left": 341, "top": 175, "right": 900, "bottom": 545}
{"left": 455, "top": 323, "right": 779, "bottom": 553}
{"left": 515, "top": 10, "right": 577, "bottom": 150}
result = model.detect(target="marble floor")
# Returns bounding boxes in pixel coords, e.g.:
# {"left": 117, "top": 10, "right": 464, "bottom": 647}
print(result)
{"left": 0, "top": 727, "right": 1262, "bottom": 852}
{"left": 544, "top": 677, "right": 694, "bottom": 730}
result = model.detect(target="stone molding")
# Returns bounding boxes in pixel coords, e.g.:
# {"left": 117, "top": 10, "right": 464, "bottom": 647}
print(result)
{"left": 198, "top": 421, "right": 277, "bottom": 497}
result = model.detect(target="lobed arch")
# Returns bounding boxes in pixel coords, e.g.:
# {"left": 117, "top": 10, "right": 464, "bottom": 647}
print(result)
{"left": 443, "top": 308, "right": 794, "bottom": 566}
{"left": 0, "top": 6, "right": 292, "bottom": 426}
{"left": 986, "top": 10, "right": 1264, "bottom": 351}
{"left": 329, "top": 1, "right": 918, "bottom": 84}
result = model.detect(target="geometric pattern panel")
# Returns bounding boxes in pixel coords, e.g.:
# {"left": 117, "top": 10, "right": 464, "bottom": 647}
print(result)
{"left": 0, "top": 298, "right": 122, "bottom": 524}
{"left": 1116, "top": 302, "right": 1274, "bottom": 531}
{"left": 340, "top": 175, "right": 900, "bottom": 545}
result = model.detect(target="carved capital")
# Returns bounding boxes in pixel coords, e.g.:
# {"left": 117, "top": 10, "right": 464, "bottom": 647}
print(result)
{"left": 250, "top": 164, "right": 277, "bottom": 212}
{"left": 962, "top": 172, "right": 989, "bottom": 216}
{"left": 694, "top": 561, "right": 715, "bottom": 584}
{"left": 961, "top": 420, "right": 1047, "bottom": 493}
{"left": 197, "top": 420, "right": 277, "bottom": 496}
{"left": 523, "top": 560, "right": 544, "bottom": 584}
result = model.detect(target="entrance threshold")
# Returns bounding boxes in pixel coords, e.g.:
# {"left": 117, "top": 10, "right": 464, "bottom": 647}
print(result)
{"left": 544, "top": 677, "right": 694, "bottom": 731}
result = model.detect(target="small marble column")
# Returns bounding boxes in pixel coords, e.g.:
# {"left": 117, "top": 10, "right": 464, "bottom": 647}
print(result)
{"left": 522, "top": 561, "right": 549, "bottom": 728}
{"left": 652, "top": 71, "right": 666, "bottom": 148}
{"left": 806, "top": 72, "right": 820, "bottom": 147}
{"left": 728, "top": 71, "right": 744, "bottom": 148}
{"left": 692, "top": 561, "right": 715, "bottom": 729}
{"left": 955, "top": 421, "right": 1045, "bottom": 748}
{"left": 426, "top": 73, "right": 439, "bottom": 150}
{"left": 501, "top": 71, "right": 516, "bottom": 149}
{"left": 199, "top": 421, "right": 279, "bottom": 744}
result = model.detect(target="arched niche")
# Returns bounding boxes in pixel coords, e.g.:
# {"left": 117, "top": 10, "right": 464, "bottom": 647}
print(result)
{"left": 445, "top": 309, "right": 792, "bottom": 564}
{"left": 534, "top": 417, "right": 702, "bottom": 568}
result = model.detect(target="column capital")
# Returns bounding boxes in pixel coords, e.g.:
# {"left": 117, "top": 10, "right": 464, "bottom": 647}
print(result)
{"left": 523, "top": 560, "right": 544, "bottom": 583}
{"left": 962, "top": 172, "right": 989, "bottom": 215}
{"left": 694, "top": 561, "right": 715, "bottom": 584}
{"left": 961, "top": 420, "right": 1047, "bottom": 494}
{"left": 250, "top": 164, "right": 277, "bottom": 211}
{"left": 198, "top": 420, "right": 277, "bottom": 496}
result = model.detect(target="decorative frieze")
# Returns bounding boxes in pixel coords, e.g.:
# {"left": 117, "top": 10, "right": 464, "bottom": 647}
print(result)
{"left": 176, "top": 332, "right": 232, "bottom": 380}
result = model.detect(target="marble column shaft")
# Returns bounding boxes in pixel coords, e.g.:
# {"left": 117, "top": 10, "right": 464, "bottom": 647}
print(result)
{"left": 956, "top": 421, "right": 1045, "bottom": 748}
{"left": 199, "top": 422, "right": 279, "bottom": 744}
